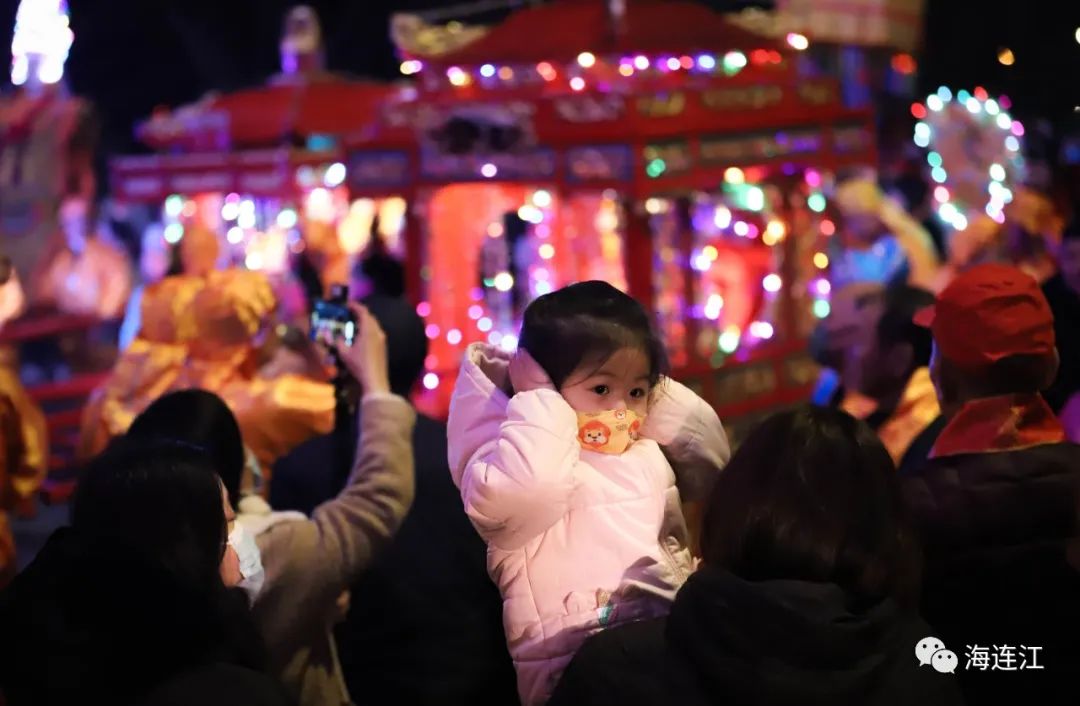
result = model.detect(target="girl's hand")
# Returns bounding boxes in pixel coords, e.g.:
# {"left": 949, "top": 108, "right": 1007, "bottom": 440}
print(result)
{"left": 509, "top": 348, "right": 555, "bottom": 394}
{"left": 334, "top": 303, "right": 390, "bottom": 396}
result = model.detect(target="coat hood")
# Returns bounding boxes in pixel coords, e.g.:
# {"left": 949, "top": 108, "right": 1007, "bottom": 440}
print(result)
{"left": 447, "top": 343, "right": 514, "bottom": 486}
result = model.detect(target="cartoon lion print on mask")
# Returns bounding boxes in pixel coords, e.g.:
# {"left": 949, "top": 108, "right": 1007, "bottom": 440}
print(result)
{"left": 579, "top": 420, "right": 611, "bottom": 448}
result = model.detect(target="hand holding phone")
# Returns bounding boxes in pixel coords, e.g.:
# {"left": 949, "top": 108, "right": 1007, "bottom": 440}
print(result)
{"left": 333, "top": 303, "right": 389, "bottom": 395}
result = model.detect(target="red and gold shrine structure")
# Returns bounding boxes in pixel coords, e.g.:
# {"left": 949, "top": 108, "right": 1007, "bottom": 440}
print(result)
{"left": 108, "top": 1, "right": 879, "bottom": 438}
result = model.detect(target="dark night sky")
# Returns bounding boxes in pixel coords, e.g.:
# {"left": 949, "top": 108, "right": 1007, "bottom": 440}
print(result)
{"left": 2, "top": 0, "right": 1077, "bottom": 158}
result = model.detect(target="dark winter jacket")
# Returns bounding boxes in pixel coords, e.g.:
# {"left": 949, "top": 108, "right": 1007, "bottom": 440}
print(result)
{"left": 0, "top": 528, "right": 288, "bottom": 706}
{"left": 903, "top": 438, "right": 1080, "bottom": 705}
{"left": 550, "top": 565, "right": 962, "bottom": 706}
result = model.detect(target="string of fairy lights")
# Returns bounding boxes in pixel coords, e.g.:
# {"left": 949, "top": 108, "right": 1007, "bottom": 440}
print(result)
{"left": 400, "top": 46, "right": 792, "bottom": 92}
{"left": 399, "top": 30, "right": 811, "bottom": 93}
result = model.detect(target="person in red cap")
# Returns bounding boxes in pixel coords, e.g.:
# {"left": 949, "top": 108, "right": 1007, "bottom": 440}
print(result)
{"left": 902, "top": 263, "right": 1080, "bottom": 705}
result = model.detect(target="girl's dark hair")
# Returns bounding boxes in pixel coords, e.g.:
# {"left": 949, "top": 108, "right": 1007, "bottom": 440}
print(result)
{"left": 700, "top": 406, "right": 921, "bottom": 608}
{"left": 518, "top": 281, "right": 668, "bottom": 389}
{"left": 127, "top": 389, "right": 245, "bottom": 509}
{"left": 72, "top": 437, "right": 230, "bottom": 590}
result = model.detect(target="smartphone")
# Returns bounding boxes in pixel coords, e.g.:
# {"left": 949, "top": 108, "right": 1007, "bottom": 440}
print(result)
{"left": 310, "top": 284, "right": 356, "bottom": 346}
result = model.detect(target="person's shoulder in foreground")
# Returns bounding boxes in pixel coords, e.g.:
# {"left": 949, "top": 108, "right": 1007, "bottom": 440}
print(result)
{"left": 550, "top": 601, "right": 959, "bottom": 706}
{"left": 0, "top": 439, "right": 279, "bottom": 706}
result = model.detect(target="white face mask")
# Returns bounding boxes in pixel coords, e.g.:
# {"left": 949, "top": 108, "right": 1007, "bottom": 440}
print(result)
{"left": 227, "top": 523, "right": 265, "bottom": 604}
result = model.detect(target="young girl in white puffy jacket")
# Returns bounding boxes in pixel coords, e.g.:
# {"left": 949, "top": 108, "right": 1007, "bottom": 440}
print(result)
{"left": 448, "top": 281, "right": 730, "bottom": 704}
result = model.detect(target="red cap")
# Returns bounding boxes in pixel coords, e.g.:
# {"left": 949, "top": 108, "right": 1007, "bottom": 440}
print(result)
{"left": 914, "top": 264, "right": 1055, "bottom": 368}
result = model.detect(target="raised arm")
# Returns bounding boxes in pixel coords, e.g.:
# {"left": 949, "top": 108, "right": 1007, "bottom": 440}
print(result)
{"left": 640, "top": 377, "right": 730, "bottom": 503}
{"left": 880, "top": 198, "right": 941, "bottom": 292}
{"left": 448, "top": 347, "right": 580, "bottom": 551}
{"left": 458, "top": 388, "right": 580, "bottom": 551}
{"left": 255, "top": 304, "right": 415, "bottom": 649}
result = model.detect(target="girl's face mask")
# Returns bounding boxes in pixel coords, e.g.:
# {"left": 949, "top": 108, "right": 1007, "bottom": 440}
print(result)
{"left": 576, "top": 408, "right": 644, "bottom": 455}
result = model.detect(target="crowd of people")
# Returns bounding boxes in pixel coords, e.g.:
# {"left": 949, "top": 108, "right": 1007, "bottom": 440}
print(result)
{"left": 0, "top": 178, "right": 1079, "bottom": 706}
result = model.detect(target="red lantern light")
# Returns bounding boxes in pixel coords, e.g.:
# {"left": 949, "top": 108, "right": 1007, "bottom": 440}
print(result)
{"left": 891, "top": 53, "right": 917, "bottom": 75}
{"left": 750, "top": 49, "right": 771, "bottom": 65}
